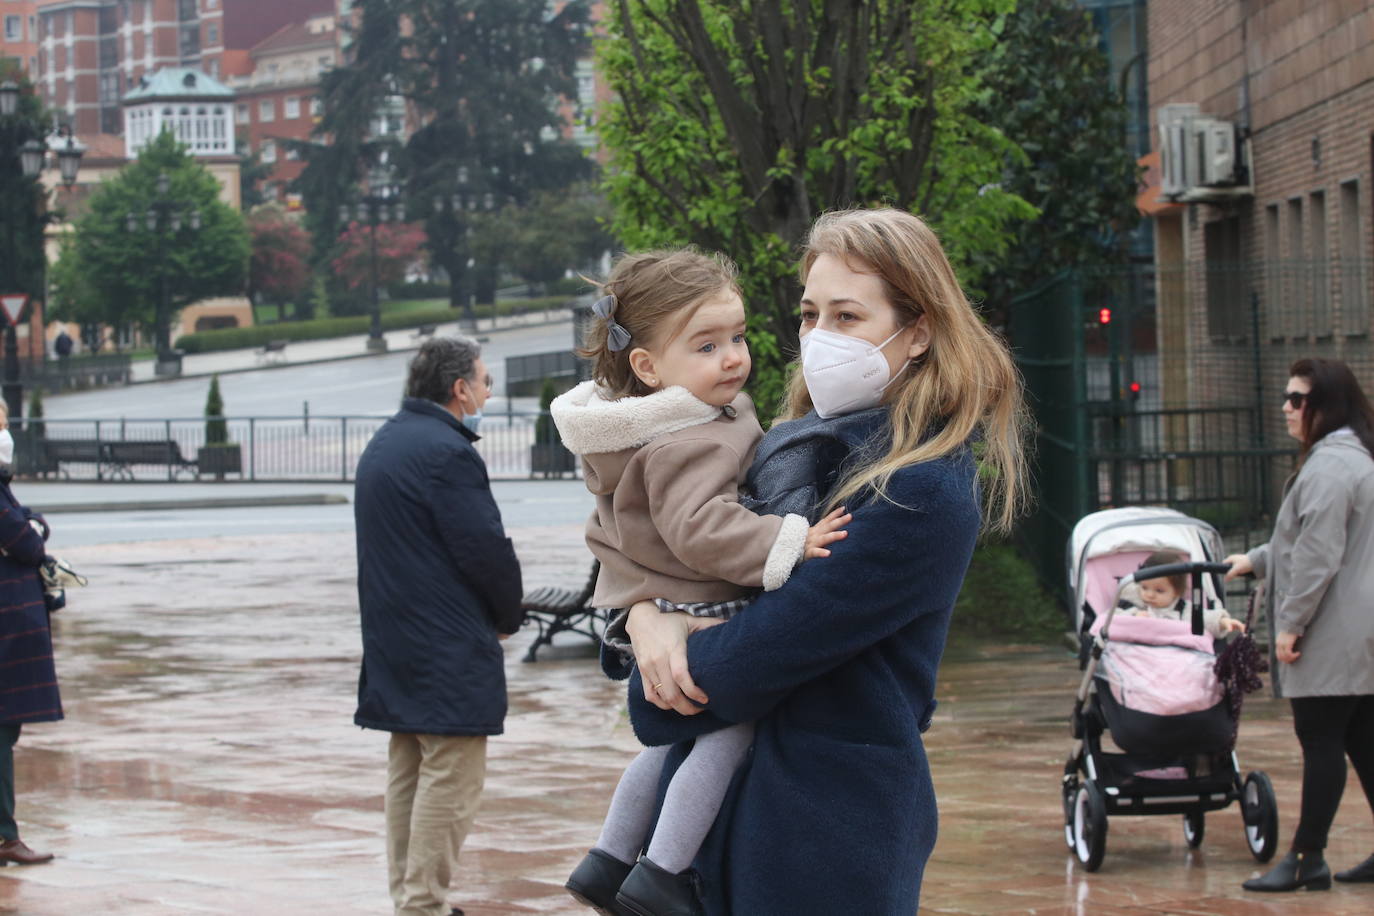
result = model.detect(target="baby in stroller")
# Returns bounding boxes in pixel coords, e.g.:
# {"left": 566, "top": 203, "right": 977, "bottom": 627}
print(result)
{"left": 1122, "top": 550, "right": 1246, "bottom": 638}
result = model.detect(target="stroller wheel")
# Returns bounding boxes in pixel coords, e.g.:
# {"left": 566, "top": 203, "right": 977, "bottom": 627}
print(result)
{"left": 1242, "top": 771, "right": 1279, "bottom": 863}
{"left": 1183, "top": 810, "right": 1205, "bottom": 848}
{"left": 1062, "top": 775, "right": 1079, "bottom": 850}
{"left": 1072, "top": 781, "right": 1108, "bottom": 871}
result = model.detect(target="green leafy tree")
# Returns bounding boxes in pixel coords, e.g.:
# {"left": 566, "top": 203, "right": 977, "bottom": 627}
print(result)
{"left": 237, "top": 137, "right": 274, "bottom": 210}
{"left": 598, "top": 0, "right": 1034, "bottom": 416}
{"left": 49, "top": 131, "right": 250, "bottom": 346}
{"left": 971, "top": 0, "right": 1142, "bottom": 324}
{"left": 204, "top": 374, "right": 227, "bottom": 444}
{"left": 298, "top": 0, "right": 595, "bottom": 312}
{"left": 0, "top": 66, "right": 51, "bottom": 308}
{"left": 503, "top": 184, "right": 613, "bottom": 292}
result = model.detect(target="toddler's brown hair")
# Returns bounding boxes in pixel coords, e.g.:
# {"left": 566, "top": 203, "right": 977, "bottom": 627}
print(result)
{"left": 579, "top": 248, "right": 741, "bottom": 398}
{"left": 1139, "top": 550, "right": 1188, "bottom": 594}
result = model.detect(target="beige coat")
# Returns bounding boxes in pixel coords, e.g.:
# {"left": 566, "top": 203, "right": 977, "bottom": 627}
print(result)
{"left": 1247, "top": 431, "right": 1374, "bottom": 697}
{"left": 551, "top": 381, "right": 808, "bottom": 608}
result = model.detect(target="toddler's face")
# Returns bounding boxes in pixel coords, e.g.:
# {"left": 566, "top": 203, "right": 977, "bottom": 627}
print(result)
{"left": 1138, "top": 577, "right": 1180, "bottom": 609}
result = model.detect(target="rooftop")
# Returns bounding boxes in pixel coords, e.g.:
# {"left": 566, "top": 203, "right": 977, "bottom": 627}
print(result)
{"left": 123, "top": 68, "right": 235, "bottom": 103}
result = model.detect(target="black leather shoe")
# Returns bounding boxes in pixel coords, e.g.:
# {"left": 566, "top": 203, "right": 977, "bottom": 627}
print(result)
{"left": 0, "top": 839, "right": 53, "bottom": 866}
{"left": 1242, "top": 850, "right": 1331, "bottom": 892}
{"left": 616, "top": 856, "right": 703, "bottom": 916}
{"left": 566, "top": 848, "right": 635, "bottom": 915}
{"left": 1335, "top": 851, "right": 1374, "bottom": 883}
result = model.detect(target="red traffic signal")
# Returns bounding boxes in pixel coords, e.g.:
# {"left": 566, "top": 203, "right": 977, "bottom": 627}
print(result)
{"left": 1098, "top": 307, "right": 1112, "bottom": 325}
{"left": 1128, "top": 381, "right": 1142, "bottom": 399}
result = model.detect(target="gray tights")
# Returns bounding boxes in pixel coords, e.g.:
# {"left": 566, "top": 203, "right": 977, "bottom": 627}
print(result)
{"left": 595, "top": 720, "right": 754, "bottom": 874}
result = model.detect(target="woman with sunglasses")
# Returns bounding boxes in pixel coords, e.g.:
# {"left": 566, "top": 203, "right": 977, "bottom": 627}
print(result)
{"left": 1225, "top": 358, "right": 1374, "bottom": 893}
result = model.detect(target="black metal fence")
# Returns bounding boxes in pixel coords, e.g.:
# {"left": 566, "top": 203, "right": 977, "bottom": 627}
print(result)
{"left": 12, "top": 410, "right": 580, "bottom": 482}
{"left": 1004, "top": 261, "right": 1373, "bottom": 598}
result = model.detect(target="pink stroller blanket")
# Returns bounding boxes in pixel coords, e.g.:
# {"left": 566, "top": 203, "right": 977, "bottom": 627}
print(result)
{"left": 1091, "top": 614, "right": 1222, "bottom": 715}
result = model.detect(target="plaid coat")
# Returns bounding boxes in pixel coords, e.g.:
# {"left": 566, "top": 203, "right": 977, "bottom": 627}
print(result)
{"left": 0, "top": 474, "right": 62, "bottom": 725}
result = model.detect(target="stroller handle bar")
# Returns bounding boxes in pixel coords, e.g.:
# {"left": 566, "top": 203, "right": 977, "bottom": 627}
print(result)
{"left": 1121, "top": 561, "right": 1232, "bottom": 587}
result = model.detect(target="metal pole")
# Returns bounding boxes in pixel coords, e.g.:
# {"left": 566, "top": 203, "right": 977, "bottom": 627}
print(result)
{"left": 365, "top": 211, "right": 386, "bottom": 352}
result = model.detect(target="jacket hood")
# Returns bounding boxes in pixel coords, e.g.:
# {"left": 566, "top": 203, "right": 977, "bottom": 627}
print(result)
{"left": 551, "top": 380, "right": 726, "bottom": 455}
{"left": 1312, "top": 429, "right": 1372, "bottom": 459}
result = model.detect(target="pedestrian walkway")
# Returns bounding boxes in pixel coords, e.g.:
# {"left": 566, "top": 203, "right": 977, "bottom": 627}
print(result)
{"left": 127, "top": 307, "right": 577, "bottom": 384}
{"left": 1, "top": 524, "right": 1371, "bottom": 914}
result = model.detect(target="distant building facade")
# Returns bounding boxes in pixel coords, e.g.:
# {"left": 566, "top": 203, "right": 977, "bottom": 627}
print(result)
{"left": 0, "top": 1, "right": 40, "bottom": 76}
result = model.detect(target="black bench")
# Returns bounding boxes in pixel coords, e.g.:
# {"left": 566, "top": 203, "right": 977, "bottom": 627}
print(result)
{"left": 256, "top": 339, "right": 288, "bottom": 364}
{"left": 37, "top": 439, "right": 105, "bottom": 479}
{"left": 521, "top": 560, "right": 606, "bottom": 662}
{"left": 101, "top": 440, "right": 199, "bottom": 480}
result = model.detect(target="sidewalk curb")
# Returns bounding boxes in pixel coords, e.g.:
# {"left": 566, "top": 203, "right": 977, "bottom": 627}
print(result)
{"left": 33, "top": 493, "right": 350, "bottom": 514}
{"left": 125, "top": 312, "right": 575, "bottom": 386}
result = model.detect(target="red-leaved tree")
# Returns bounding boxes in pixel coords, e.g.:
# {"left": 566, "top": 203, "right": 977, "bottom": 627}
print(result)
{"left": 248, "top": 207, "right": 313, "bottom": 320}
{"left": 330, "top": 222, "right": 429, "bottom": 297}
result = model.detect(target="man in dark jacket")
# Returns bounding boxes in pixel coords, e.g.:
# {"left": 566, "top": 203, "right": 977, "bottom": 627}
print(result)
{"left": 354, "top": 336, "right": 523, "bottom": 916}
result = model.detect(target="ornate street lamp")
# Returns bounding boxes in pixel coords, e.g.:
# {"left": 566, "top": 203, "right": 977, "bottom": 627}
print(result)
{"left": 342, "top": 167, "right": 404, "bottom": 353}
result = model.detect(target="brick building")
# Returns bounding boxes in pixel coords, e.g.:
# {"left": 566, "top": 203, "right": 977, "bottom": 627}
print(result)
{"left": 1143, "top": 0, "right": 1373, "bottom": 442}
{"left": 223, "top": 8, "right": 336, "bottom": 203}
{"left": 0, "top": 1, "right": 40, "bottom": 75}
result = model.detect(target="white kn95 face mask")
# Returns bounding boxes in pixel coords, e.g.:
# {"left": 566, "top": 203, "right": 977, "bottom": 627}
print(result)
{"left": 798, "top": 326, "right": 910, "bottom": 419}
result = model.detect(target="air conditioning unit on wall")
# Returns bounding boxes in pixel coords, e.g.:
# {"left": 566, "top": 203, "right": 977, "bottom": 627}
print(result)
{"left": 1157, "top": 103, "right": 1250, "bottom": 202}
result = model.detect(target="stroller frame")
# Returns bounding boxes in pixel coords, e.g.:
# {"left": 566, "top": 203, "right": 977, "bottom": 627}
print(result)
{"left": 1061, "top": 511, "right": 1281, "bottom": 872}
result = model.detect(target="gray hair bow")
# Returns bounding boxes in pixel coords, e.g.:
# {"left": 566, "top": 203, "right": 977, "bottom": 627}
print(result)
{"left": 592, "top": 294, "right": 632, "bottom": 352}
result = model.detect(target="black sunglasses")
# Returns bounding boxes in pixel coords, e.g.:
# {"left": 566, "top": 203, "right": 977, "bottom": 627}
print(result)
{"left": 1282, "top": 390, "right": 1307, "bottom": 409}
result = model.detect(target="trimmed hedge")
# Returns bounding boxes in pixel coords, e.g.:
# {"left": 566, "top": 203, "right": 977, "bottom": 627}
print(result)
{"left": 174, "top": 296, "right": 575, "bottom": 354}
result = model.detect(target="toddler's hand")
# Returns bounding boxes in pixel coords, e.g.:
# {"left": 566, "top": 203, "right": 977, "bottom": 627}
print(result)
{"left": 1221, "top": 617, "right": 1246, "bottom": 634}
{"left": 804, "top": 507, "right": 851, "bottom": 560}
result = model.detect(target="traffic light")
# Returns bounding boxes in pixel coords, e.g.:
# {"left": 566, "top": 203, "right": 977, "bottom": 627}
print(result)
{"left": 1128, "top": 381, "right": 1142, "bottom": 401}
{"left": 1098, "top": 307, "right": 1112, "bottom": 325}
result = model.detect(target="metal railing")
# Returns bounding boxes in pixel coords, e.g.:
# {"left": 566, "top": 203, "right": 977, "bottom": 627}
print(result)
{"left": 14, "top": 410, "right": 579, "bottom": 482}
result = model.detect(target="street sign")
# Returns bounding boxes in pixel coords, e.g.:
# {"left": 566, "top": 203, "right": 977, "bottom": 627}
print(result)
{"left": 0, "top": 294, "right": 28, "bottom": 327}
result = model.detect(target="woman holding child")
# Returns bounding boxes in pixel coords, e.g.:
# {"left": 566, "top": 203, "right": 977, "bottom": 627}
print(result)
{"left": 560, "top": 208, "right": 1028, "bottom": 915}
{"left": 1226, "top": 358, "right": 1374, "bottom": 894}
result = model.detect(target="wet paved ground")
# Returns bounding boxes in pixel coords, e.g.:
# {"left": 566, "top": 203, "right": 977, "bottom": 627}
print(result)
{"left": 3, "top": 524, "right": 1372, "bottom": 914}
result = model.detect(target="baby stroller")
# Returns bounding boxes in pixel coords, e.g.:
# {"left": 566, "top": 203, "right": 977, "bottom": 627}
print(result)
{"left": 1061, "top": 507, "right": 1280, "bottom": 871}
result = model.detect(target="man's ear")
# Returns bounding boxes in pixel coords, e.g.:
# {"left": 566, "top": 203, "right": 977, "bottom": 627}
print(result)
{"left": 907, "top": 314, "right": 932, "bottom": 360}
{"left": 628, "top": 347, "right": 660, "bottom": 388}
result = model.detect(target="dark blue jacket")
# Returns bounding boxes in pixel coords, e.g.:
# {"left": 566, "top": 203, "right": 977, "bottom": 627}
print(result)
{"left": 0, "top": 473, "right": 62, "bottom": 726}
{"left": 613, "top": 425, "right": 980, "bottom": 915}
{"left": 353, "top": 398, "right": 523, "bottom": 736}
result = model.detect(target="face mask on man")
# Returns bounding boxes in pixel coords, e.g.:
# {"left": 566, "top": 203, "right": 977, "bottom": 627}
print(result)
{"left": 0, "top": 429, "right": 13, "bottom": 466}
{"left": 461, "top": 410, "right": 482, "bottom": 434}
{"left": 798, "top": 326, "right": 911, "bottom": 419}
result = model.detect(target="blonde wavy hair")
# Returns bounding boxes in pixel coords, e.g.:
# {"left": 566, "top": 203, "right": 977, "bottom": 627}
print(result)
{"left": 780, "top": 208, "right": 1030, "bottom": 534}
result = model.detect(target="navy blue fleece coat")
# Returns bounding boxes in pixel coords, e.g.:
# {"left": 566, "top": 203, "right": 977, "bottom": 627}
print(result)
{"left": 353, "top": 398, "right": 523, "bottom": 736}
{"left": 611, "top": 437, "right": 980, "bottom": 914}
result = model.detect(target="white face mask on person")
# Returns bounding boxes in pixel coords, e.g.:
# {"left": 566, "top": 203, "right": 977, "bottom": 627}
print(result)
{"left": 799, "top": 326, "right": 911, "bottom": 419}
{"left": 0, "top": 429, "right": 12, "bottom": 466}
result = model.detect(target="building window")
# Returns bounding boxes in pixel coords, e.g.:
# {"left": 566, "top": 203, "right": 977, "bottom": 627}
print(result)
{"left": 1265, "top": 204, "right": 1281, "bottom": 340}
{"left": 206, "top": 23, "right": 217, "bottom": 45}
{"left": 1287, "top": 197, "right": 1306, "bottom": 336}
{"left": 4, "top": 16, "right": 21, "bottom": 42}
{"left": 259, "top": 98, "right": 274, "bottom": 122}
{"left": 284, "top": 96, "right": 300, "bottom": 118}
{"left": 1203, "top": 216, "right": 1245, "bottom": 340}
{"left": 261, "top": 139, "right": 276, "bottom": 163}
{"left": 285, "top": 145, "right": 299, "bottom": 161}
{"left": 1310, "top": 190, "right": 1329, "bottom": 335}
{"left": 317, "top": 55, "right": 332, "bottom": 72}
{"left": 208, "top": 58, "right": 218, "bottom": 78}
{"left": 236, "top": 102, "right": 248, "bottom": 124}
{"left": 1340, "top": 180, "right": 1367, "bottom": 335}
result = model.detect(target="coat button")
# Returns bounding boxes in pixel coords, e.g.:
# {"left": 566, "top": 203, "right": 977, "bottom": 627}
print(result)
{"left": 721, "top": 405, "right": 737, "bottom": 419}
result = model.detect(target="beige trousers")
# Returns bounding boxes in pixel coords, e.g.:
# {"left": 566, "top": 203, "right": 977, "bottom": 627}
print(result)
{"left": 386, "top": 732, "right": 488, "bottom": 916}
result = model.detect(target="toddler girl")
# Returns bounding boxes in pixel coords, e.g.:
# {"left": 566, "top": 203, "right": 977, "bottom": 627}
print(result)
{"left": 554, "top": 249, "right": 848, "bottom": 916}
{"left": 1125, "top": 550, "right": 1245, "bottom": 637}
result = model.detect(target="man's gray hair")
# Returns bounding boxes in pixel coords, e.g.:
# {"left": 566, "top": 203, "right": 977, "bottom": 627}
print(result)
{"left": 406, "top": 335, "right": 482, "bottom": 404}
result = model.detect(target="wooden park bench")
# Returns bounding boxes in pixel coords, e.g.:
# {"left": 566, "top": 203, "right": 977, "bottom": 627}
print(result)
{"left": 256, "top": 339, "right": 288, "bottom": 364}
{"left": 520, "top": 560, "right": 607, "bottom": 662}
{"left": 36, "top": 439, "right": 106, "bottom": 479}
{"left": 101, "top": 440, "right": 200, "bottom": 480}
{"left": 412, "top": 323, "right": 437, "bottom": 340}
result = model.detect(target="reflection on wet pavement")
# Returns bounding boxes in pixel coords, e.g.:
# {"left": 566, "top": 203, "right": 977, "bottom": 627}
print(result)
{"left": 2, "top": 529, "right": 1370, "bottom": 914}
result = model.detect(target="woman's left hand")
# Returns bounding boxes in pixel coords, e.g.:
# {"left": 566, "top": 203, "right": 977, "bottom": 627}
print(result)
{"left": 625, "top": 600, "right": 722, "bottom": 715}
{"left": 1275, "top": 630, "right": 1301, "bottom": 664}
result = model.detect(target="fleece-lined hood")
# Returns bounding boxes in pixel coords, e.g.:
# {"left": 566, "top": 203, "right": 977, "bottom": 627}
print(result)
{"left": 551, "top": 380, "right": 730, "bottom": 455}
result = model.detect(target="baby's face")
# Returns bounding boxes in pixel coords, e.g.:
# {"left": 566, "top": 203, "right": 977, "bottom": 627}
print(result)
{"left": 1138, "top": 577, "right": 1180, "bottom": 609}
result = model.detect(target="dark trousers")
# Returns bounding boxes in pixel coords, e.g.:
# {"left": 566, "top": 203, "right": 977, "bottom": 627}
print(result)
{"left": 1, "top": 723, "right": 20, "bottom": 842}
{"left": 1290, "top": 695, "right": 1374, "bottom": 852}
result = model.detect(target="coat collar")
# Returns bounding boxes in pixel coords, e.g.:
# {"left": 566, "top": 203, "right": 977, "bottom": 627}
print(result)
{"left": 401, "top": 396, "right": 479, "bottom": 442}
{"left": 551, "top": 380, "right": 736, "bottom": 455}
